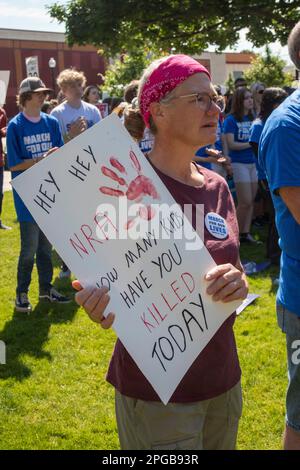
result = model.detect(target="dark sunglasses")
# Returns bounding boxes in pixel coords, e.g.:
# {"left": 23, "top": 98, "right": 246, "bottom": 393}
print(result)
{"left": 258, "top": 89, "right": 265, "bottom": 94}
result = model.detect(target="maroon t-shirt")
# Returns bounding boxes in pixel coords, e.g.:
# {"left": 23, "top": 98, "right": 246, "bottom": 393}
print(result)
{"left": 106, "top": 165, "right": 241, "bottom": 402}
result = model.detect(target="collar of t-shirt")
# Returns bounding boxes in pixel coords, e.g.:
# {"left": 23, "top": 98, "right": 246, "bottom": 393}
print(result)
{"left": 22, "top": 111, "right": 41, "bottom": 123}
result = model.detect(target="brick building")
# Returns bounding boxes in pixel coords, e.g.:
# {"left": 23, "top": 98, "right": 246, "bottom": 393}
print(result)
{"left": 0, "top": 27, "right": 259, "bottom": 119}
{"left": 0, "top": 28, "right": 106, "bottom": 118}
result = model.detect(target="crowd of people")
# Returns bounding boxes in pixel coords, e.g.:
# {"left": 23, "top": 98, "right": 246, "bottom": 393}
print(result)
{"left": 1, "top": 19, "right": 300, "bottom": 451}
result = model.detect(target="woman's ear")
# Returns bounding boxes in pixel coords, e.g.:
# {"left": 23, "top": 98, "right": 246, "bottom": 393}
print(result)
{"left": 149, "top": 101, "right": 165, "bottom": 126}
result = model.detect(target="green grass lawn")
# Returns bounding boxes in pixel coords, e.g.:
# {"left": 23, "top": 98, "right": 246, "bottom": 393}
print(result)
{"left": 0, "top": 191, "right": 286, "bottom": 449}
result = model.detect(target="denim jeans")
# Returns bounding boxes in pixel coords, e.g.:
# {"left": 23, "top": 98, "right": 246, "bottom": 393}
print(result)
{"left": 277, "top": 303, "right": 300, "bottom": 433}
{"left": 17, "top": 221, "right": 53, "bottom": 295}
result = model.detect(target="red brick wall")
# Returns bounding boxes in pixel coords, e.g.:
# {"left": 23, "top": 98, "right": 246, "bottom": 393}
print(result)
{"left": 0, "top": 39, "right": 106, "bottom": 119}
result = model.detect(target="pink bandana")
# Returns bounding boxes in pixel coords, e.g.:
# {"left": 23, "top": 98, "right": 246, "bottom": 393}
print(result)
{"left": 139, "top": 54, "right": 211, "bottom": 128}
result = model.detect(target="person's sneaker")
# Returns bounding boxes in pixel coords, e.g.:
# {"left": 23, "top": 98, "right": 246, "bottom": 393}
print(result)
{"left": 59, "top": 268, "right": 71, "bottom": 279}
{"left": 252, "top": 218, "right": 264, "bottom": 228}
{"left": 15, "top": 292, "right": 32, "bottom": 312}
{"left": 243, "top": 261, "right": 258, "bottom": 275}
{"left": 39, "top": 287, "right": 71, "bottom": 303}
{"left": 240, "top": 233, "right": 263, "bottom": 244}
{"left": 0, "top": 220, "right": 12, "bottom": 230}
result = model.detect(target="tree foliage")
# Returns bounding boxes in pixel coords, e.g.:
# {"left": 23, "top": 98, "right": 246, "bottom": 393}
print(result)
{"left": 102, "top": 48, "right": 164, "bottom": 97}
{"left": 225, "top": 73, "right": 235, "bottom": 93}
{"left": 48, "top": 0, "right": 300, "bottom": 56}
{"left": 244, "top": 47, "right": 294, "bottom": 87}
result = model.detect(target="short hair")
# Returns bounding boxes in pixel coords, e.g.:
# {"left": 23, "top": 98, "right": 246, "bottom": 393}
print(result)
{"left": 124, "top": 80, "right": 139, "bottom": 104}
{"left": 41, "top": 101, "right": 52, "bottom": 113}
{"left": 57, "top": 68, "right": 87, "bottom": 90}
{"left": 250, "top": 82, "right": 265, "bottom": 95}
{"left": 260, "top": 87, "right": 288, "bottom": 121}
{"left": 234, "top": 77, "right": 247, "bottom": 88}
{"left": 288, "top": 21, "right": 300, "bottom": 70}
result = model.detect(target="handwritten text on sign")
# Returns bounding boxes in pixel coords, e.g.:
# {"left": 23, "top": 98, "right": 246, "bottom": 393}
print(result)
{"left": 12, "top": 114, "right": 241, "bottom": 404}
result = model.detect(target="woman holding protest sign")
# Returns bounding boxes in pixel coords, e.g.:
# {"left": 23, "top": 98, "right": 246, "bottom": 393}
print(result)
{"left": 73, "top": 54, "right": 248, "bottom": 450}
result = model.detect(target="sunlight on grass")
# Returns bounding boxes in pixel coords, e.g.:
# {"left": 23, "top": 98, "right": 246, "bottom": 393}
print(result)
{"left": 0, "top": 192, "right": 285, "bottom": 449}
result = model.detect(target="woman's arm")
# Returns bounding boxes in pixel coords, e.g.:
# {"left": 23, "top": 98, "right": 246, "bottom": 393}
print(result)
{"left": 194, "top": 155, "right": 220, "bottom": 164}
{"left": 221, "top": 133, "right": 230, "bottom": 156}
{"left": 9, "top": 147, "right": 59, "bottom": 172}
{"left": 9, "top": 157, "right": 43, "bottom": 171}
{"left": 226, "top": 133, "right": 251, "bottom": 151}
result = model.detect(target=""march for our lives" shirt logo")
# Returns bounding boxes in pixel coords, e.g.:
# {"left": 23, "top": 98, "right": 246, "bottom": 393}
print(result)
{"left": 205, "top": 212, "right": 228, "bottom": 239}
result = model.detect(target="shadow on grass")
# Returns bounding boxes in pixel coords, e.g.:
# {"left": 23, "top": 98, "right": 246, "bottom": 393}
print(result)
{"left": 52, "top": 249, "right": 65, "bottom": 270}
{"left": 0, "top": 287, "right": 80, "bottom": 381}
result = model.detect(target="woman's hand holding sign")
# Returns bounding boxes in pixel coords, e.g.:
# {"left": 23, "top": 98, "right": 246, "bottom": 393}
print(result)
{"left": 205, "top": 263, "right": 248, "bottom": 303}
{"left": 72, "top": 280, "right": 115, "bottom": 329}
{"left": 73, "top": 262, "right": 248, "bottom": 330}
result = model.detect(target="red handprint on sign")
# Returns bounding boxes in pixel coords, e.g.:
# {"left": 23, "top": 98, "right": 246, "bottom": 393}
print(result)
{"left": 99, "top": 150, "right": 160, "bottom": 229}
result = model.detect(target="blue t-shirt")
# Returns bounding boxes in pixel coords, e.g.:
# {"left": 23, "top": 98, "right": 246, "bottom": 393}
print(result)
{"left": 7, "top": 112, "right": 63, "bottom": 222}
{"left": 259, "top": 89, "right": 300, "bottom": 316}
{"left": 195, "top": 146, "right": 212, "bottom": 169}
{"left": 223, "top": 114, "right": 255, "bottom": 163}
{"left": 215, "top": 118, "right": 223, "bottom": 152}
{"left": 249, "top": 118, "right": 266, "bottom": 180}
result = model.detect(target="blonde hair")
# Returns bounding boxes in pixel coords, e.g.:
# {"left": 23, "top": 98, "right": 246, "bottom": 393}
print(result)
{"left": 57, "top": 68, "right": 87, "bottom": 90}
{"left": 123, "top": 103, "right": 145, "bottom": 142}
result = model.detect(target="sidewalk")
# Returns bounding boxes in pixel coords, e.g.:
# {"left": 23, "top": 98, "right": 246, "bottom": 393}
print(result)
{"left": 3, "top": 171, "right": 11, "bottom": 192}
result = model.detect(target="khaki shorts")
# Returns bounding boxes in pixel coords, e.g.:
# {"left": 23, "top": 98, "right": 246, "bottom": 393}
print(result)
{"left": 232, "top": 162, "right": 258, "bottom": 183}
{"left": 115, "top": 381, "right": 243, "bottom": 450}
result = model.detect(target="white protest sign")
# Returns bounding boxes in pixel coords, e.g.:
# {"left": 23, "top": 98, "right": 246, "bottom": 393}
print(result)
{"left": 236, "top": 293, "right": 259, "bottom": 315}
{"left": 25, "top": 56, "right": 39, "bottom": 77}
{"left": 0, "top": 71, "right": 10, "bottom": 105}
{"left": 12, "top": 114, "right": 242, "bottom": 404}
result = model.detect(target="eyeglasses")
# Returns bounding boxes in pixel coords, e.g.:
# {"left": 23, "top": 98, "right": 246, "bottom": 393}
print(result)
{"left": 171, "top": 92, "right": 225, "bottom": 112}
{"left": 258, "top": 89, "right": 265, "bottom": 95}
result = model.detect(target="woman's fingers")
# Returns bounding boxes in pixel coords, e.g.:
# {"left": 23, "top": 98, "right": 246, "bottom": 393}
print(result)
{"left": 88, "top": 292, "right": 111, "bottom": 324}
{"left": 210, "top": 279, "right": 241, "bottom": 301}
{"left": 75, "top": 286, "right": 98, "bottom": 306}
{"left": 205, "top": 264, "right": 232, "bottom": 281}
{"left": 72, "top": 279, "right": 82, "bottom": 291}
{"left": 222, "top": 287, "right": 248, "bottom": 303}
{"left": 206, "top": 269, "right": 239, "bottom": 296}
{"left": 72, "top": 283, "right": 115, "bottom": 327}
{"left": 101, "top": 312, "right": 115, "bottom": 329}
{"left": 205, "top": 264, "right": 248, "bottom": 302}
{"left": 74, "top": 285, "right": 113, "bottom": 322}
{"left": 83, "top": 289, "right": 109, "bottom": 316}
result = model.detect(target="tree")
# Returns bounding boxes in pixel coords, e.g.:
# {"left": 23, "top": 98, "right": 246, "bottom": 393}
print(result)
{"left": 49, "top": 0, "right": 300, "bottom": 56}
{"left": 225, "top": 73, "right": 235, "bottom": 93}
{"left": 102, "top": 47, "right": 164, "bottom": 97}
{"left": 244, "top": 47, "right": 294, "bottom": 87}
